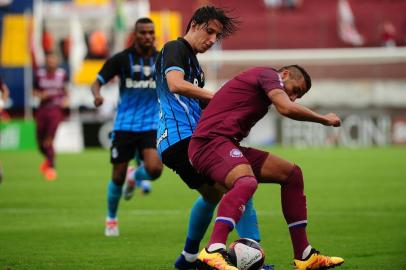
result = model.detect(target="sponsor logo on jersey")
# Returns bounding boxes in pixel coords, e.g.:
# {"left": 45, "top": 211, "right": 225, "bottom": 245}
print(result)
{"left": 230, "top": 148, "right": 243, "bottom": 158}
{"left": 125, "top": 78, "right": 156, "bottom": 89}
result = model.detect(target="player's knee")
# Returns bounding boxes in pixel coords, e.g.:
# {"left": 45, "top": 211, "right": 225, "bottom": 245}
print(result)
{"left": 234, "top": 176, "right": 258, "bottom": 195}
{"left": 146, "top": 164, "right": 163, "bottom": 180}
{"left": 286, "top": 165, "right": 304, "bottom": 189}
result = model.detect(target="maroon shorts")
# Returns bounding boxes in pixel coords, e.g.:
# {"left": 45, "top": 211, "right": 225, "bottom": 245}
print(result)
{"left": 35, "top": 107, "right": 64, "bottom": 141}
{"left": 188, "top": 136, "right": 269, "bottom": 185}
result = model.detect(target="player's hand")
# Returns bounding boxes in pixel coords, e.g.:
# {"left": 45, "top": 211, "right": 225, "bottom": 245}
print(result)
{"left": 324, "top": 113, "right": 341, "bottom": 127}
{"left": 62, "top": 98, "right": 69, "bottom": 109}
{"left": 40, "top": 92, "right": 50, "bottom": 101}
{"left": 94, "top": 95, "right": 104, "bottom": 107}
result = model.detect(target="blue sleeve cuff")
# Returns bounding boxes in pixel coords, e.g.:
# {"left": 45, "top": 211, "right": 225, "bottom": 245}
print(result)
{"left": 164, "top": 66, "right": 184, "bottom": 75}
{"left": 97, "top": 74, "right": 106, "bottom": 85}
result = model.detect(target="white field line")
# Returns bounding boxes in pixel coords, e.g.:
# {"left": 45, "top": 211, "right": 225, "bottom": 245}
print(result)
{"left": 0, "top": 208, "right": 404, "bottom": 217}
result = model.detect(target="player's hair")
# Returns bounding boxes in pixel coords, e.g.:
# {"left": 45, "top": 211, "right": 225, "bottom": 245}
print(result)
{"left": 134, "top": 17, "right": 154, "bottom": 30}
{"left": 185, "top": 6, "right": 239, "bottom": 40}
{"left": 279, "top": 65, "right": 312, "bottom": 91}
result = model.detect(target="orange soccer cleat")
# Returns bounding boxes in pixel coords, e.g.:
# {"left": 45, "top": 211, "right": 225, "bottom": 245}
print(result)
{"left": 293, "top": 249, "right": 344, "bottom": 270}
{"left": 44, "top": 168, "right": 57, "bottom": 181}
{"left": 197, "top": 248, "right": 238, "bottom": 270}
{"left": 40, "top": 160, "right": 50, "bottom": 174}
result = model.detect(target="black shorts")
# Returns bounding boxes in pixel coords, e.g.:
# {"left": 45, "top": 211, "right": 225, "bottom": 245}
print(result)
{"left": 110, "top": 130, "right": 157, "bottom": 164}
{"left": 161, "top": 137, "right": 212, "bottom": 189}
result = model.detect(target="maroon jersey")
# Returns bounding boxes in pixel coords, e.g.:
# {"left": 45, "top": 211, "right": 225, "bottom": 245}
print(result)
{"left": 193, "top": 67, "right": 285, "bottom": 142}
{"left": 34, "top": 68, "right": 68, "bottom": 108}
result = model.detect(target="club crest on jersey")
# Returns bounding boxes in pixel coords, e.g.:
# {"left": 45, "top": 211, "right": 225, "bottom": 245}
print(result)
{"left": 132, "top": 64, "right": 142, "bottom": 72}
{"left": 132, "top": 65, "right": 153, "bottom": 77}
{"left": 230, "top": 148, "right": 243, "bottom": 158}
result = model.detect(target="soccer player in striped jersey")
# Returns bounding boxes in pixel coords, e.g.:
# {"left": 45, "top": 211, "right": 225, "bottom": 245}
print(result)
{"left": 90, "top": 18, "right": 163, "bottom": 237}
{"left": 156, "top": 6, "right": 272, "bottom": 270}
{"left": 33, "top": 52, "right": 69, "bottom": 181}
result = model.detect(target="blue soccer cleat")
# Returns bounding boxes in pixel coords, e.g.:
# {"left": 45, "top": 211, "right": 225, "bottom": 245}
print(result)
{"left": 174, "top": 253, "right": 198, "bottom": 270}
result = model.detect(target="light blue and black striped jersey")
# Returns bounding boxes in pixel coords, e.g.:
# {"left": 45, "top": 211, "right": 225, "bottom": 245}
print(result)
{"left": 155, "top": 38, "right": 205, "bottom": 154}
{"left": 97, "top": 47, "right": 159, "bottom": 132}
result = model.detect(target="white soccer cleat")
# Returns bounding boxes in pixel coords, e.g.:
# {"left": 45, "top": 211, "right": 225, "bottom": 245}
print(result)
{"left": 105, "top": 218, "right": 119, "bottom": 237}
{"left": 123, "top": 166, "right": 136, "bottom": 200}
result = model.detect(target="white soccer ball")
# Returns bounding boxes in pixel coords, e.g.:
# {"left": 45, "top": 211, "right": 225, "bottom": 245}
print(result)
{"left": 228, "top": 238, "right": 265, "bottom": 270}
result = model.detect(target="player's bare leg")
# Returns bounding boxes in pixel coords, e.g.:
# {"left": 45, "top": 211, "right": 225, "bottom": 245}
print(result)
{"left": 123, "top": 148, "right": 162, "bottom": 199}
{"left": 139, "top": 148, "right": 162, "bottom": 195}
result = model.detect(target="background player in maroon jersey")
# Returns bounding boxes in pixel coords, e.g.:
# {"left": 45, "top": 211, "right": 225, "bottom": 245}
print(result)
{"left": 33, "top": 52, "right": 69, "bottom": 181}
{"left": 189, "top": 65, "right": 344, "bottom": 270}
{"left": 0, "top": 76, "right": 10, "bottom": 183}
{"left": 0, "top": 77, "right": 10, "bottom": 114}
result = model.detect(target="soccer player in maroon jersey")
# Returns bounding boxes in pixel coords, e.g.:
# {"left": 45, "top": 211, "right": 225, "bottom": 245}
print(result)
{"left": 0, "top": 77, "right": 10, "bottom": 112}
{"left": 189, "top": 65, "right": 344, "bottom": 270}
{"left": 33, "top": 52, "right": 69, "bottom": 181}
{"left": 0, "top": 76, "right": 10, "bottom": 183}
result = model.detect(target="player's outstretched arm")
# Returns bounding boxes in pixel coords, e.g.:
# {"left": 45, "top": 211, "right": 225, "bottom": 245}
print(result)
{"left": 268, "top": 89, "right": 341, "bottom": 127}
{"left": 90, "top": 80, "right": 104, "bottom": 107}
{"left": 166, "top": 70, "right": 213, "bottom": 101}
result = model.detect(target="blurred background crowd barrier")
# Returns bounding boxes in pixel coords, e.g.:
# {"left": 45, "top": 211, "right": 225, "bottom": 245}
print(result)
{"left": 1, "top": 0, "right": 405, "bottom": 151}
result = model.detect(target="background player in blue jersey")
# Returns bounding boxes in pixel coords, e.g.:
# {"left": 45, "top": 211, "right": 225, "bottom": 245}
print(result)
{"left": 155, "top": 6, "right": 272, "bottom": 270}
{"left": 90, "top": 18, "right": 163, "bottom": 237}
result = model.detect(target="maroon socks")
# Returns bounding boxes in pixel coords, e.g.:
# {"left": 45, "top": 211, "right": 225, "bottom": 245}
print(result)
{"left": 208, "top": 176, "right": 258, "bottom": 247}
{"left": 281, "top": 165, "right": 309, "bottom": 259}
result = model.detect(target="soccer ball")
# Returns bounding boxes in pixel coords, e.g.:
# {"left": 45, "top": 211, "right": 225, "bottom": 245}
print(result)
{"left": 228, "top": 238, "right": 265, "bottom": 270}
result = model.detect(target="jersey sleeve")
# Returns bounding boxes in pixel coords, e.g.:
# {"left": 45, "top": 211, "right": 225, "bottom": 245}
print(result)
{"left": 162, "top": 41, "right": 188, "bottom": 75}
{"left": 97, "top": 53, "right": 121, "bottom": 85}
{"left": 258, "top": 68, "right": 285, "bottom": 94}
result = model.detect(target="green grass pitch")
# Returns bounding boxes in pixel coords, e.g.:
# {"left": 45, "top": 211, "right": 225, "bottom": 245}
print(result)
{"left": 0, "top": 147, "right": 405, "bottom": 269}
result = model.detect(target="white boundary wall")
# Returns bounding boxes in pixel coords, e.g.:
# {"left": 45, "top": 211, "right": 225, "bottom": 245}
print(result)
{"left": 198, "top": 47, "right": 406, "bottom": 65}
